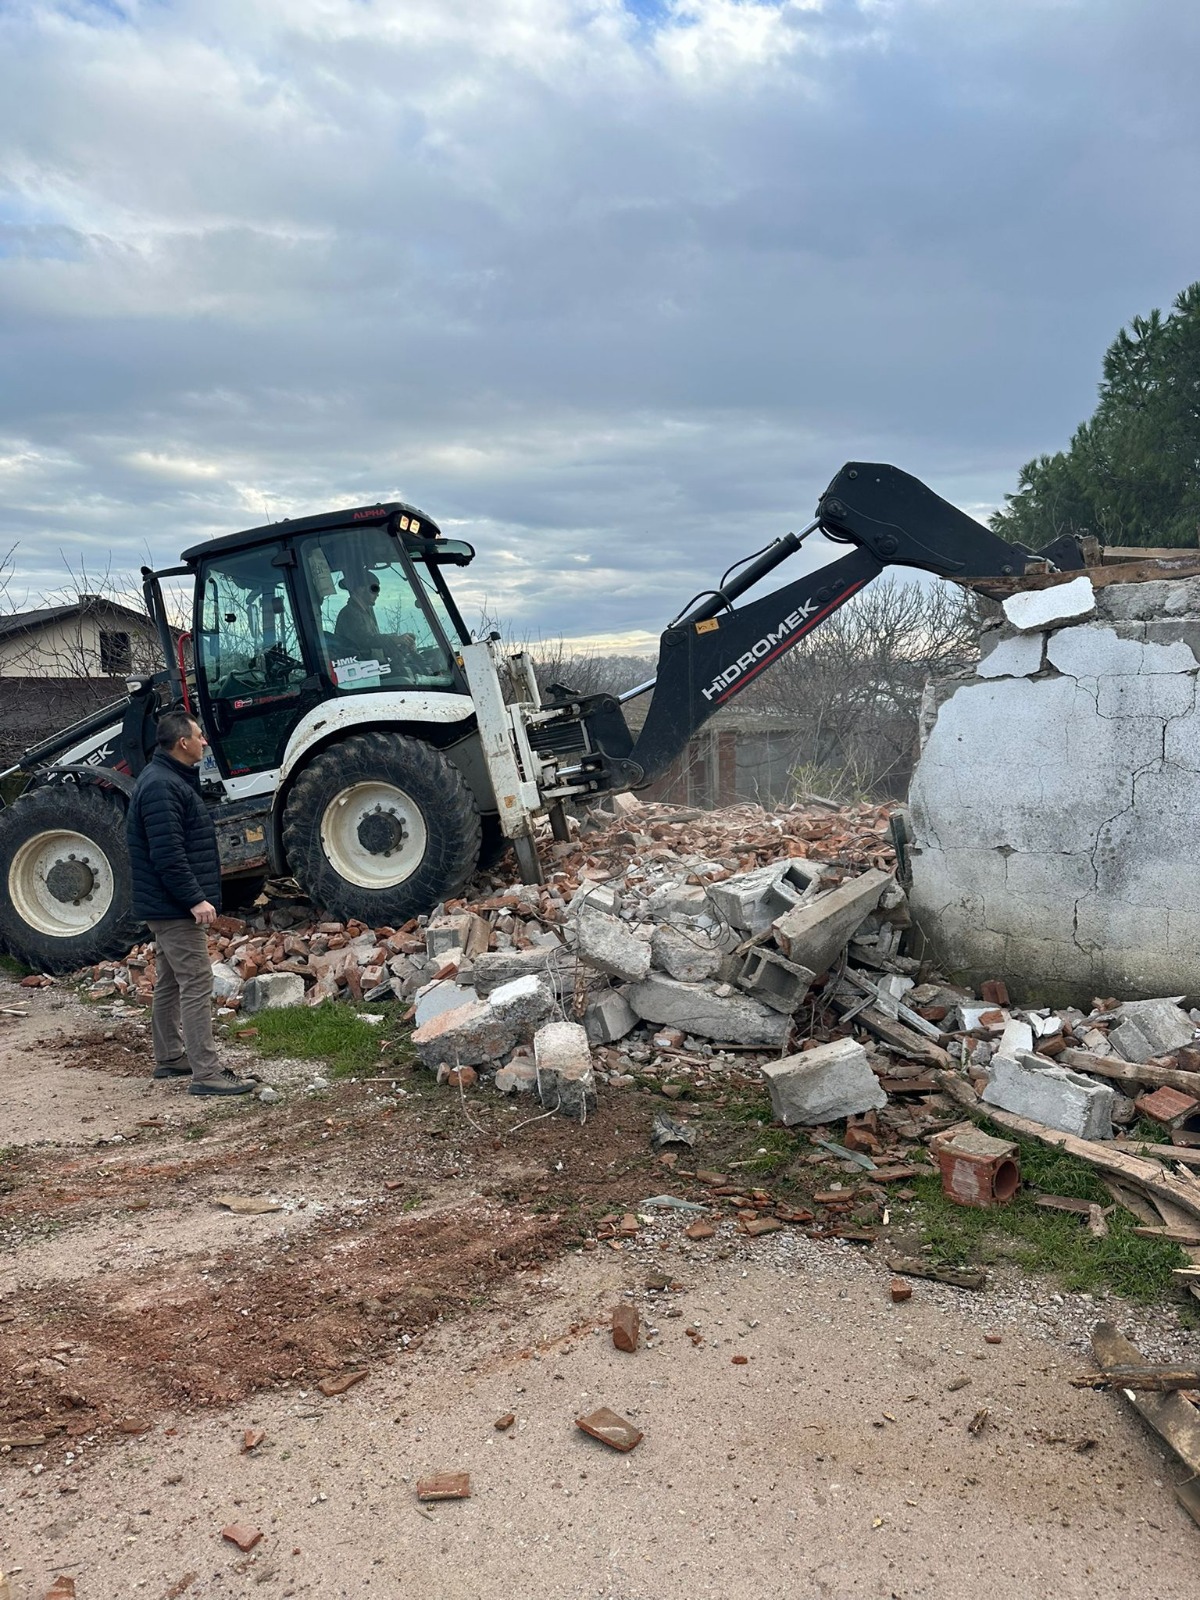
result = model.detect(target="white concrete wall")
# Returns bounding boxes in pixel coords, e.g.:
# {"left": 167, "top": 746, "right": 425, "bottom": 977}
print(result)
{"left": 909, "top": 576, "right": 1200, "bottom": 1004}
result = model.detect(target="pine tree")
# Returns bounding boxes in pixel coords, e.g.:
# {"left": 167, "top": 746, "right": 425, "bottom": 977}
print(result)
{"left": 992, "top": 282, "right": 1200, "bottom": 548}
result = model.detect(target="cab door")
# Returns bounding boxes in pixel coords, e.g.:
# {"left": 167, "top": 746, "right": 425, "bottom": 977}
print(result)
{"left": 193, "top": 544, "right": 320, "bottom": 777}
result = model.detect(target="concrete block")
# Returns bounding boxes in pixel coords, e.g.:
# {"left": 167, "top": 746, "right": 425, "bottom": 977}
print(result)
{"left": 1002, "top": 575, "right": 1095, "bottom": 633}
{"left": 574, "top": 906, "right": 651, "bottom": 982}
{"left": 644, "top": 882, "right": 711, "bottom": 919}
{"left": 650, "top": 924, "right": 724, "bottom": 983}
{"left": 760, "top": 1038, "right": 887, "bottom": 1126}
{"left": 1109, "top": 997, "right": 1194, "bottom": 1063}
{"left": 736, "top": 946, "right": 815, "bottom": 1014}
{"left": 533, "top": 1021, "right": 597, "bottom": 1120}
{"left": 982, "top": 1051, "right": 1114, "bottom": 1139}
{"left": 241, "top": 972, "right": 306, "bottom": 1014}
{"left": 425, "top": 912, "right": 490, "bottom": 960}
{"left": 488, "top": 973, "right": 556, "bottom": 1032}
{"left": 470, "top": 945, "right": 574, "bottom": 998}
{"left": 568, "top": 881, "right": 622, "bottom": 917}
{"left": 414, "top": 978, "right": 477, "bottom": 1028}
{"left": 977, "top": 631, "right": 1044, "bottom": 679}
{"left": 706, "top": 861, "right": 821, "bottom": 936}
{"left": 210, "top": 961, "right": 244, "bottom": 1001}
{"left": 584, "top": 990, "right": 639, "bottom": 1045}
{"left": 624, "top": 973, "right": 789, "bottom": 1046}
{"left": 772, "top": 868, "right": 893, "bottom": 977}
{"left": 412, "top": 999, "right": 518, "bottom": 1069}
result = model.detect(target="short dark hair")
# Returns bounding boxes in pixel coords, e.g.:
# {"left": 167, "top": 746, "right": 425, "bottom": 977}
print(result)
{"left": 156, "top": 711, "right": 201, "bottom": 750}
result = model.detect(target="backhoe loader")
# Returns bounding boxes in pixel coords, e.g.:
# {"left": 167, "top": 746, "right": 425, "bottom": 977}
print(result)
{"left": 0, "top": 464, "right": 1080, "bottom": 971}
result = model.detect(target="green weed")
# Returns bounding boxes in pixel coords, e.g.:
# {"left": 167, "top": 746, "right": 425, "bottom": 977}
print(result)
{"left": 229, "top": 1001, "right": 407, "bottom": 1079}
{"left": 908, "top": 1130, "right": 1188, "bottom": 1303}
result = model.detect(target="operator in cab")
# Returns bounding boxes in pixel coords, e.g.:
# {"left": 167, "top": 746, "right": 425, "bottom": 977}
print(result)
{"left": 333, "top": 566, "right": 419, "bottom": 682}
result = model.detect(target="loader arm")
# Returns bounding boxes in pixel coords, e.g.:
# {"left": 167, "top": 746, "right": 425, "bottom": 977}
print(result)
{"left": 625, "top": 462, "right": 1077, "bottom": 784}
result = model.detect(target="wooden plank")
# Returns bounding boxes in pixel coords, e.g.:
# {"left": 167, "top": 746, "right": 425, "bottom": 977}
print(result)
{"left": 1132, "top": 1225, "right": 1200, "bottom": 1246}
{"left": 1091, "top": 1322, "right": 1200, "bottom": 1475}
{"left": 1101, "top": 1178, "right": 1161, "bottom": 1227}
{"left": 886, "top": 1255, "right": 986, "bottom": 1290}
{"left": 856, "top": 1007, "right": 954, "bottom": 1069}
{"left": 1114, "top": 1141, "right": 1200, "bottom": 1169}
{"left": 965, "top": 555, "right": 1200, "bottom": 599}
{"left": 1062, "top": 1049, "right": 1200, "bottom": 1098}
{"left": 1071, "top": 1365, "right": 1200, "bottom": 1392}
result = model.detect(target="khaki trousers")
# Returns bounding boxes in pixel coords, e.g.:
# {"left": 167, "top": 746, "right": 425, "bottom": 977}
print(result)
{"left": 148, "top": 918, "right": 222, "bottom": 1086}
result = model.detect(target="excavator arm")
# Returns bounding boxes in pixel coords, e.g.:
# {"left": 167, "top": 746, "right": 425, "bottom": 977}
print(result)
{"left": 619, "top": 462, "right": 1082, "bottom": 784}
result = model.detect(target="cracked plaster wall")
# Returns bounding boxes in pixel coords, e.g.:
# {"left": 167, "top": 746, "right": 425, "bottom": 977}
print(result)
{"left": 908, "top": 578, "right": 1200, "bottom": 1005}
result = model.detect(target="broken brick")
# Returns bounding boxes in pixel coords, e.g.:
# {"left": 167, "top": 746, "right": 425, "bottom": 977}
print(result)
{"left": 221, "top": 1523, "right": 263, "bottom": 1552}
{"left": 241, "top": 1428, "right": 266, "bottom": 1453}
{"left": 416, "top": 1472, "right": 471, "bottom": 1501}
{"left": 684, "top": 1220, "right": 716, "bottom": 1240}
{"left": 494, "top": 1413, "right": 516, "bottom": 1431}
{"left": 611, "top": 1303, "right": 640, "bottom": 1353}
{"left": 317, "top": 1369, "right": 368, "bottom": 1397}
{"left": 890, "top": 1278, "right": 912, "bottom": 1303}
{"left": 575, "top": 1407, "right": 643, "bottom": 1452}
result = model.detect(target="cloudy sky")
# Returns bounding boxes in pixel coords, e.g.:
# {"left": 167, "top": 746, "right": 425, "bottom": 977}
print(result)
{"left": 1, "top": 0, "right": 1197, "bottom": 650}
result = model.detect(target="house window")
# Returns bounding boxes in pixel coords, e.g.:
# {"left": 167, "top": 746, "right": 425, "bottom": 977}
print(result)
{"left": 100, "top": 630, "right": 132, "bottom": 674}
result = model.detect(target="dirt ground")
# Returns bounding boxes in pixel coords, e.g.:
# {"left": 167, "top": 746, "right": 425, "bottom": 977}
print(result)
{"left": 2, "top": 977, "right": 1198, "bottom": 1599}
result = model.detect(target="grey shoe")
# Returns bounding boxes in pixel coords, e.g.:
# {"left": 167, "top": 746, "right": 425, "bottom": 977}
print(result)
{"left": 189, "top": 1070, "right": 257, "bottom": 1097}
{"left": 153, "top": 1060, "right": 191, "bottom": 1080}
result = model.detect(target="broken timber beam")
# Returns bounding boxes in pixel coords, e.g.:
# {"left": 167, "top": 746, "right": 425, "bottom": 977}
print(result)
{"left": 1071, "top": 1365, "right": 1200, "bottom": 1392}
{"left": 1061, "top": 1048, "right": 1200, "bottom": 1098}
{"left": 1090, "top": 1322, "right": 1200, "bottom": 1512}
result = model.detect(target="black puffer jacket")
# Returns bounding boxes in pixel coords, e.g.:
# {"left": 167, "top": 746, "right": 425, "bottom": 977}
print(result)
{"left": 126, "top": 752, "right": 222, "bottom": 921}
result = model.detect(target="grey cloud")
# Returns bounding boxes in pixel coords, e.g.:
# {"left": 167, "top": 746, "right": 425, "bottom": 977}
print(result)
{"left": 1, "top": 0, "right": 1198, "bottom": 643}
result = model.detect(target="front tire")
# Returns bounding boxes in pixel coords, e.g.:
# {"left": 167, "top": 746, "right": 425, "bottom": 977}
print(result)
{"left": 281, "top": 732, "right": 481, "bottom": 924}
{"left": 0, "top": 784, "right": 143, "bottom": 972}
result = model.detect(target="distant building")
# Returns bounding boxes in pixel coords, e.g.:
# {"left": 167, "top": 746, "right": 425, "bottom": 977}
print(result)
{"left": 0, "top": 596, "right": 164, "bottom": 767}
{"left": 622, "top": 701, "right": 807, "bottom": 809}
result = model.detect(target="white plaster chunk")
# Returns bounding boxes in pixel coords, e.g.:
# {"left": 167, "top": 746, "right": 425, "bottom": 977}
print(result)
{"left": 1002, "top": 575, "right": 1095, "bottom": 632}
{"left": 1047, "top": 623, "right": 1198, "bottom": 678}
{"left": 1095, "top": 673, "right": 1196, "bottom": 721}
{"left": 977, "top": 632, "right": 1044, "bottom": 679}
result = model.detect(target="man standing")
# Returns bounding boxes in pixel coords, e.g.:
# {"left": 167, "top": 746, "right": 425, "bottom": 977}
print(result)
{"left": 126, "top": 711, "right": 256, "bottom": 1096}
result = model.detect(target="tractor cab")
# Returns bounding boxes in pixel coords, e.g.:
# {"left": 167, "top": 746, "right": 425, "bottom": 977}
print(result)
{"left": 169, "top": 504, "right": 477, "bottom": 780}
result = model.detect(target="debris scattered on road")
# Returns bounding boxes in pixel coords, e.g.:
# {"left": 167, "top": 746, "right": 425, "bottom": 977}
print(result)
{"left": 213, "top": 1194, "right": 283, "bottom": 1215}
{"left": 494, "top": 1413, "right": 516, "bottom": 1431}
{"left": 887, "top": 1257, "right": 987, "bottom": 1291}
{"left": 575, "top": 1406, "right": 644, "bottom": 1453}
{"left": 221, "top": 1523, "right": 263, "bottom": 1552}
{"left": 611, "top": 1303, "right": 640, "bottom": 1352}
{"left": 416, "top": 1472, "right": 471, "bottom": 1501}
{"left": 317, "top": 1369, "right": 368, "bottom": 1397}
{"left": 241, "top": 1428, "right": 266, "bottom": 1452}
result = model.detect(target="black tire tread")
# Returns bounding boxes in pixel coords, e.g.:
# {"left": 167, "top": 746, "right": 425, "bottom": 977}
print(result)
{"left": 0, "top": 784, "right": 143, "bottom": 973}
{"left": 281, "top": 732, "right": 481, "bottom": 924}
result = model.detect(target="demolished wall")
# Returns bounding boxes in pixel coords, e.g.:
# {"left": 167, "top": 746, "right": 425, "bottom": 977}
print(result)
{"left": 909, "top": 574, "right": 1200, "bottom": 1005}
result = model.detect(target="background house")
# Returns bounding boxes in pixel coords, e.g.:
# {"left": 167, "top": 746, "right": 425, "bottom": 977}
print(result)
{"left": 622, "top": 700, "right": 807, "bottom": 809}
{"left": 0, "top": 595, "right": 164, "bottom": 767}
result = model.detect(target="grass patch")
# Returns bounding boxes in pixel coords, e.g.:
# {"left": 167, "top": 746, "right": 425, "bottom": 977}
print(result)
{"left": 908, "top": 1130, "right": 1189, "bottom": 1303}
{"left": 228, "top": 1002, "right": 407, "bottom": 1079}
{"left": 0, "top": 953, "right": 30, "bottom": 979}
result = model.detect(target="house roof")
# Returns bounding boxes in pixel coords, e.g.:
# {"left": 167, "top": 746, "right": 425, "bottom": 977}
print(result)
{"left": 0, "top": 597, "right": 156, "bottom": 644}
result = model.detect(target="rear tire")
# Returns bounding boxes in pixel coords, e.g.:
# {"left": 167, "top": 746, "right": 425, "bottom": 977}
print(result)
{"left": 281, "top": 732, "right": 481, "bottom": 924}
{"left": 0, "top": 784, "right": 143, "bottom": 972}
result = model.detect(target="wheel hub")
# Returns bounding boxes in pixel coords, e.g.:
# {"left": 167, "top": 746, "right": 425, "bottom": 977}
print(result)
{"left": 357, "top": 807, "right": 406, "bottom": 857}
{"left": 45, "top": 855, "right": 97, "bottom": 904}
{"left": 8, "top": 827, "right": 116, "bottom": 938}
{"left": 320, "top": 780, "right": 428, "bottom": 890}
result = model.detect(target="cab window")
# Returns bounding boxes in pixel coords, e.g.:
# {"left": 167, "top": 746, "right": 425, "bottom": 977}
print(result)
{"left": 196, "top": 546, "right": 310, "bottom": 773}
{"left": 300, "top": 529, "right": 458, "bottom": 693}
